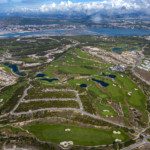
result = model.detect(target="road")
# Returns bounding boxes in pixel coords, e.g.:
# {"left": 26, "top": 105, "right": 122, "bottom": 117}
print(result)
{"left": 121, "top": 136, "right": 150, "bottom": 150}
{"left": 10, "top": 84, "right": 33, "bottom": 114}
{"left": 11, "top": 107, "right": 132, "bottom": 129}
{"left": 22, "top": 98, "right": 78, "bottom": 102}
{"left": 42, "top": 88, "right": 83, "bottom": 110}
{"left": 1, "top": 85, "right": 128, "bottom": 129}
{"left": 0, "top": 85, "right": 32, "bottom": 120}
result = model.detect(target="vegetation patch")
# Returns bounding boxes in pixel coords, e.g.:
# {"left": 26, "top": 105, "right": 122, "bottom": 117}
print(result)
{"left": 15, "top": 101, "right": 79, "bottom": 112}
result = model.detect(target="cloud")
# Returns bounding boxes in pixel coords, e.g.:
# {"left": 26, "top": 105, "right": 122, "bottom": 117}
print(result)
{"left": 39, "top": 0, "right": 149, "bottom": 11}
{"left": 1, "top": 0, "right": 150, "bottom": 15}
{"left": 37, "top": 0, "right": 150, "bottom": 15}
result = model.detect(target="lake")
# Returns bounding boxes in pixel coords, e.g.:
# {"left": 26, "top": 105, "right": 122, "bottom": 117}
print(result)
{"left": 0, "top": 27, "right": 150, "bottom": 38}
{"left": 80, "top": 84, "right": 88, "bottom": 88}
{"left": 4, "top": 63, "right": 26, "bottom": 76}
{"left": 92, "top": 78, "right": 109, "bottom": 87}
{"left": 36, "top": 73, "right": 46, "bottom": 78}
{"left": 107, "top": 74, "right": 116, "bottom": 79}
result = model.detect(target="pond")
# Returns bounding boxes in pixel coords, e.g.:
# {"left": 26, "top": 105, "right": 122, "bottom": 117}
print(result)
{"left": 41, "top": 78, "right": 58, "bottom": 83}
{"left": 101, "top": 73, "right": 116, "bottom": 79}
{"left": 80, "top": 84, "right": 88, "bottom": 88}
{"left": 92, "top": 78, "right": 109, "bottom": 87}
{"left": 4, "top": 63, "right": 26, "bottom": 76}
{"left": 36, "top": 73, "right": 46, "bottom": 77}
{"left": 107, "top": 74, "right": 116, "bottom": 79}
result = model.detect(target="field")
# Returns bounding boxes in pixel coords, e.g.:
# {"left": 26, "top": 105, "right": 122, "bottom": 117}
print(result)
{"left": 24, "top": 123, "right": 129, "bottom": 146}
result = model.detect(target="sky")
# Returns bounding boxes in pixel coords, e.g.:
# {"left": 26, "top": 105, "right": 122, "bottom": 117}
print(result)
{"left": 0, "top": 0, "right": 149, "bottom": 14}
{"left": 0, "top": 0, "right": 100, "bottom": 4}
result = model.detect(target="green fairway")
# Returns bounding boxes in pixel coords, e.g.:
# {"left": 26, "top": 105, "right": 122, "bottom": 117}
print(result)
{"left": 44, "top": 48, "right": 108, "bottom": 77}
{"left": 24, "top": 123, "right": 129, "bottom": 146}
{"left": 42, "top": 48, "right": 148, "bottom": 126}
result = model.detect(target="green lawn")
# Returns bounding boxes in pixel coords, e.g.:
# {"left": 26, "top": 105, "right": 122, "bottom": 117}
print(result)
{"left": 24, "top": 123, "right": 129, "bottom": 146}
